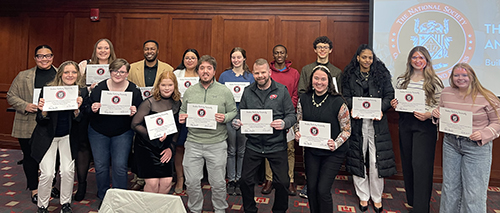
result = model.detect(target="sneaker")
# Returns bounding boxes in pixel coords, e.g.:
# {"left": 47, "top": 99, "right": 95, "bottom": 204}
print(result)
{"left": 234, "top": 181, "right": 242, "bottom": 196}
{"left": 299, "top": 185, "right": 308, "bottom": 199}
{"left": 37, "top": 207, "right": 48, "bottom": 213}
{"left": 227, "top": 181, "right": 236, "bottom": 195}
{"left": 61, "top": 203, "right": 72, "bottom": 213}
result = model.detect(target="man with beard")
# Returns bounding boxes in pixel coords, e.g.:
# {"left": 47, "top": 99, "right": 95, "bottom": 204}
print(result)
{"left": 128, "top": 40, "right": 174, "bottom": 191}
{"left": 260, "top": 44, "right": 300, "bottom": 196}
{"left": 129, "top": 40, "right": 174, "bottom": 87}
{"left": 233, "top": 58, "right": 296, "bottom": 213}
{"left": 179, "top": 55, "right": 237, "bottom": 213}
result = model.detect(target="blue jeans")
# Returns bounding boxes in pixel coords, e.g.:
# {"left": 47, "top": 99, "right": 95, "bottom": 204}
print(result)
{"left": 88, "top": 125, "right": 134, "bottom": 199}
{"left": 226, "top": 123, "right": 246, "bottom": 182}
{"left": 440, "top": 133, "right": 492, "bottom": 213}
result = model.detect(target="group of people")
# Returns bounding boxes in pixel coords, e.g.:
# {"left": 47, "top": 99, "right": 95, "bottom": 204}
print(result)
{"left": 6, "top": 34, "right": 499, "bottom": 213}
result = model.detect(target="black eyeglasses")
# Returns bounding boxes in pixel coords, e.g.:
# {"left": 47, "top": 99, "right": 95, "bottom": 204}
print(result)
{"left": 110, "top": 70, "right": 128, "bottom": 75}
{"left": 35, "top": 54, "right": 54, "bottom": 60}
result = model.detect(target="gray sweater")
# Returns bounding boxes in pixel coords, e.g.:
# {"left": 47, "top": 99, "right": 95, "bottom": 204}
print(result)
{"left": 180, "top": 80, "right": 237, "bottom": 144}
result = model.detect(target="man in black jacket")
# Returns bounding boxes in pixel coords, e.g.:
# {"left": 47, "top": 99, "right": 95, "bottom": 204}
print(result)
{"left": 232, "top": 58, "right": 296, "bottom": 213}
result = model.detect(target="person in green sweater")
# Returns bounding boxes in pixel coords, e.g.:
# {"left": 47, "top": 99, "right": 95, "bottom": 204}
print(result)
{"left": 179, "top": 55, "right": 237, "bottom": 213}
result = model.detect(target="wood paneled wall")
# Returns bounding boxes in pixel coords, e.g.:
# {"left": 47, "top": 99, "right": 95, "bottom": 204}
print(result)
{"left": 1, "top": 0, "right": 499, "bottom": 185}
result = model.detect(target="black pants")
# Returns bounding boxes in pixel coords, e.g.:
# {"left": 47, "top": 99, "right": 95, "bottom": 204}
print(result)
{"left": 305, "top": 145, "right": 347, "bottom": 213}
{"left": 240, "top": 148, "right": 289, "bottom": 213}
{"left": 19, "top": 138, "right": 39, "bottom": 190}
{"left": 399, "top": 113, "right": 437, "bottom": 213}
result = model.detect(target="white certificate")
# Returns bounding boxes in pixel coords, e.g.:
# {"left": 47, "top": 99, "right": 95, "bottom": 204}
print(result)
{"left": 395, "top": 89, "right": 425, "bottom": 113}
{"left": 42, "top": 86, "right": 79, "bottom": 111}
{"left": 177, "top": 77, "right": 199, "bottom": 97}
{"left": 299, "top": 120, "right": 331, "bottom": 150}
{"left": 225, "top": 82, "right": 250, "bottom": 102}
{"left": 33, "top": 88, "right": 41, "bottom": 104}
{"left": 99, "top": 91, "right": 133, "bottom": 115}
{"left": 86, "top": 64, "right": 109, "bottom": 85}
{"left": 352, "top": 97, "right": 382, "bottom": 119}
{"left": 144, "top": 110, "right": 178, "bottom": 140}
{"left": 139, "top": 87, "right": 153, "bottom": 100}
{"left": 186, "top": 104, "right": 218, "bottom": 130}
{"left": 240, "top": 109, "right": 273, "bottom": 134}
{"left": 439, "top": 107, "right": 473, "bottom": 137}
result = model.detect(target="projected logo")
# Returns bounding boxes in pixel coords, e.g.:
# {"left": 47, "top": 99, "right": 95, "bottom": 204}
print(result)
{"left": 389, "top": 3, "right": 475, "bottom": 80}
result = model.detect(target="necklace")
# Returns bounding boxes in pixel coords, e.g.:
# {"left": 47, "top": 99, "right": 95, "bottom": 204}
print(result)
{"left": 360, "top": 70, "right": 370, "bottom": 81}
{"left": 312, "top": 93, "right": 329, "bottom": 107}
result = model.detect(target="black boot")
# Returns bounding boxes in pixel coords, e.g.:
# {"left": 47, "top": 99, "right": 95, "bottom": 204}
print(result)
{"left": 74, "top": 182, "right": 87, "bottom": 201}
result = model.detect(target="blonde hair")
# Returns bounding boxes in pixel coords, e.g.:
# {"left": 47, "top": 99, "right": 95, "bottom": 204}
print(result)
{"left": 152, "top": 71, "right": 181, "bottom": 102}
{"left": 450, "top": 63, "right": 500, "bottom": 119}
{"left": 47, "top": 61, "right": 84, "bottom": 87}
{"left": 398, "top": 46, "right": 444, "bottom": 105}
{"left": 90, "top": 38, "right": 116, "bottom": 64}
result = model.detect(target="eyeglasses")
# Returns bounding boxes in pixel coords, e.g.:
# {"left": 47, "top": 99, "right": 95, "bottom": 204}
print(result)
{"left": 35, "top": 54, "right": 54, "bottom": 60}
{"left": 110, "top": 70, "right": 128, "bottom": 75}
{"left": 316, "top": 46, "right": 330, "bottom": 50}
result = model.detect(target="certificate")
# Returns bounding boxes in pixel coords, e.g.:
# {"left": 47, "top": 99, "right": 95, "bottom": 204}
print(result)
{"left": 177, "top": 77, "right": 199, "bottom": 97}
{"left": 86, "top": 64, "right": 109, "bottom": 85}
{"left": 352, "top": 97, "right": 382, "bottom": 119}
{"left": 225, "top": 82, "right": 250, "bottom": 102}
{"left": 395, "top": 89, "right": 425, "bottom": 113}
{"left": 33, "top": 88, "right": 41, "bottom": 104}
{"left": 42, "top": 86, "right": 79, "bottom": 111}
{"left": 144, "top": 110, "right": 178, "bottom": 140}
{"left": 439, "top": 107, "right": 473, "bottom": 137}
{"left": 139, "top": 87, "right": 153, "bottom": 100}
{"left": 186, "top": 104, "right": 218, "bottom": 130}
{"left": 100, "top": 91, "right": 133, "bottom": 115}
{"left": 240, "top": 109, "right": 273, "bottom": 134}
{"left": 299, "top": 120, "right": 331, "bottom": 150}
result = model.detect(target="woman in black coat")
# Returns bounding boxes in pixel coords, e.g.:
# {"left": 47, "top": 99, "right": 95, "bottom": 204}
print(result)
{"left": 342, "top": 44, "right": 397, "bottom": 213}
{"left": 31, "top": 61, "right": 89, "bottom": 213}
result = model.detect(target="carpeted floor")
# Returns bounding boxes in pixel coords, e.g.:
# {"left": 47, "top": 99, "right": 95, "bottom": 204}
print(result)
{"left": 1, "top": 148, "right": 500, "bottom": 212}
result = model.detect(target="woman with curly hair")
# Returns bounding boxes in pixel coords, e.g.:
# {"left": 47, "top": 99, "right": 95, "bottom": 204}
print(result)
{"left": 342, "top": 44, "right": 396, "bottom": 213}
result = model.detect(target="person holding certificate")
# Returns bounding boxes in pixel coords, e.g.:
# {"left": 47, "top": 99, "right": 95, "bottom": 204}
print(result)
{"left": 7, "top": 45, "right": 60, "bottom": 205}
{"left": 75, "top": 38, "right": 116, "bottom": 201}
{"left": 30, "top": 61, "right": 88, "bottom": 213}
{"left": 431, "top": 63, "right": 500, "bottom": 212}
{"left": 78, "top": 38, "right": 117, "bottom": 86}
{"left": 342, "top": 44, "right": 396, "bottom": 213}
{"left": 178, "top": 55, "right": 237, "bottom": 213}
{"left": 390, "top": 46, "right": 444, "bottom": 213}
{"left": 218, "top": 47, "right": 254, "bottom": 196}
{"left": 88, "top": 58, "right": 143, "bottom": 200}
{"left": 232, "top": 58, "right": 296, "bottom": 213}
{"left": 131, "top": 71, "right": 181, "bottom": 194}
{"left": 172, "top": 48, "right": 200, "bottom": 194}
{"left": 294, "top": 65, "right": 350, "bottom": 213}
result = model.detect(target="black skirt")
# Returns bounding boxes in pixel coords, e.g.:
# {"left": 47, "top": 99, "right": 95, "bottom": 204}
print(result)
{"left": 134, "top": 135, "right": 173, "bottom": 178}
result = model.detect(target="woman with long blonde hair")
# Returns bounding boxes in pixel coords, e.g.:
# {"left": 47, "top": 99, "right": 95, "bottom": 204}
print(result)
{"left": 390, "top": 46, "right": 443, "bottom": 213}
{"left": 432, "top": 63, "right": 500, "bottom": 212}
{"left": 131, "top": 71, "right": 182, "bottom": 194}
{"left": 31, "top": 61, "right": 88, "bottom": 213}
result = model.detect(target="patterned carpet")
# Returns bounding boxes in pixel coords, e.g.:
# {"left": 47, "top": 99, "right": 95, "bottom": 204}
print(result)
{"left": 1, "top": 148, "right": 500, "bottom": 212}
